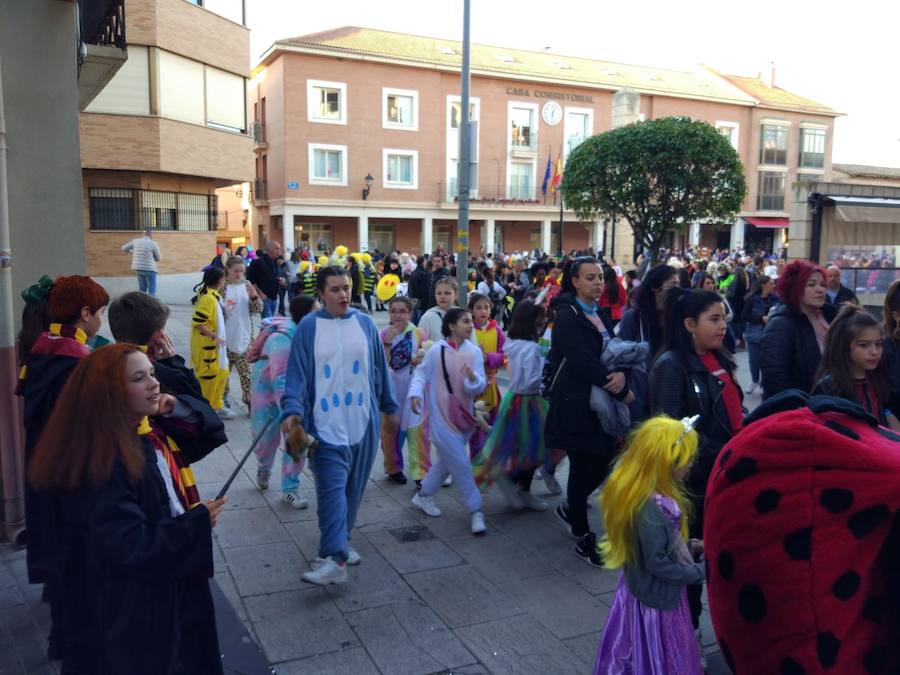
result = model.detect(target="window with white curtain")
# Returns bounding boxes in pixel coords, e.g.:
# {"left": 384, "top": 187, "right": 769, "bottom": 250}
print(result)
{"left": 205, "top": 66, "right": 245, "bottom": 132}
{"left": 157, "top": 50, "right": 205, "bottom": 125}
{"left": 308, "top": 143, "right": 348, "bottom": 186}
{"left": 383, "top": 149, "right": 418, "bottom": 189}
{"left": 85, "top": 45, "right": 150, "bottom": 115}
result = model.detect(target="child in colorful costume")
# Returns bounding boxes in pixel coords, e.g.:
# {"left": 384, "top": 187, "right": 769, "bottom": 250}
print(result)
{"left": 190, "top": 267, "right": 230, "bottom": 415}
{"left": 248, "top": 295, "right": 318, "bottom": 508}
{"left": 467, "top": 292, "right": 506, "bottom": 459}
{"left": 380, "top": 296, "right": 430, "bottom": 484}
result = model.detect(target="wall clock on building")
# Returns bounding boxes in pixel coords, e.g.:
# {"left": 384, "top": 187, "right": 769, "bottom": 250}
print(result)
{"left": 542, "top": 101, "right": 562, "bottom": 126}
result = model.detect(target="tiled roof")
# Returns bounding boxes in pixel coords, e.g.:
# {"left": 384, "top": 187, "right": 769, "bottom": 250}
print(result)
{"left": 267, "top": 26, "right": 759, "bottom": 105}
{"left": 712, "top": 72, "right": 837, "bottom": 115}
{"left": 833, "top": 163, "right": 900, "bottom": 179}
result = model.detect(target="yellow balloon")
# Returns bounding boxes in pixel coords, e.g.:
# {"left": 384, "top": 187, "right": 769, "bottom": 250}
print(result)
{"left": 351, "top": 252, "right": 362, "bottom": 262}
{"left": 318, "top": 255, "right": 329, "bottom": 267}
{"left": 376, "top": 273, "right": 401, "bottom": 302}
{"left": 361, "top": 252, "right": 372, "bottom": 265}
{"left": 299, "top": 261, "right": 310, "bottom": 273}
{"left": 335, "top": 244, "right": 348, "bottom": 258}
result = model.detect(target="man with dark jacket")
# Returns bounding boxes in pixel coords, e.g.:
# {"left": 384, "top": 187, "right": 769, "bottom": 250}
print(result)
{"left": 424, "top": 254, "right": 450, "bottom": 310}
{"left": 825, "top": 265, "right": 858, "bottom": 307}
{"left": 408, "top": 256, "right": 430, "bottom": 323}
{"left": 247, "top": 241, "right": 283, "bottom": 318}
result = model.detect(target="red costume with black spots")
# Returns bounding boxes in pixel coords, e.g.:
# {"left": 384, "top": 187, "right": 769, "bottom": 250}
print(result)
{"left": 705, "top": 392, "right": 900, "bottom": 674}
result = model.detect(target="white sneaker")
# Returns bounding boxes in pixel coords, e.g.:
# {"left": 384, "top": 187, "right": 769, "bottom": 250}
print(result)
{"left": 517, "top": 490, "right": 548, "bottom": 511}
{"left": 347, "top": 546, "right": 361, "bottom": 566}
{"left": 542, "top": 472, "right": 563, "bottom": 496}
{"left": 216, "top": 407, "right": 237, "bottom": 420}
{"left": 746, "top": 382, "right": 759, "bottom": 395}
{"left": 412, "top": 492, "right": 442, "bottom": 517}
{"left": 282, "top": 491, "right": 308, "bottom": 509}
{"left": 302, "top": 557, "right": 348, "bottom": 585}
{"left": 470, "top": 511, "right": 487, "bottom": 535}
{"left": 443, "top": 474, "right": 453, "bottom": 487}
{"left": 695, "top": 628, "right": 707, "bottom": 668}
{"left": 497, "top": 477, "right": 525, "bottom": 509}
{"left": 256, "top": 470, "right": 270, "bottom": 491}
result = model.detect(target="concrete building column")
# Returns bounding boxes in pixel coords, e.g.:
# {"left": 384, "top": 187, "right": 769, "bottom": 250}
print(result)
{"left": 541, "top": 219, "right": 552, "bottom": 254}
{"left": 729, "top": 219, "right": 745, "bottom": 252}
{"left": 593, "top": 221, "right": 604, "bottom": 254}
{"left": 690, "top": 222, "right": 701, "bottom": 248}
{"left": 485, "top": 218, "right": 495, "bottom": 254}
{"left": 281, "top": 208, "right": 296, "bottom": 252}
{"left": 422, "top": 216, "right": 433, "bottom": 255}
{"left": 358, "top": 213, "right": 369, "bottom": 252}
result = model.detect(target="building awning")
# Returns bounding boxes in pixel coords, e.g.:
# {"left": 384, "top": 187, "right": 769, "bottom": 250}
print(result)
{"left": 824, "top": 195, "right": 900, "bottom": 224}
{"left": 744, "top": 216, "right": 789, "bottom": 229}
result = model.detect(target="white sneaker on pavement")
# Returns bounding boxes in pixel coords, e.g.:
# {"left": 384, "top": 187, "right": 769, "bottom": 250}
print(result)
{"left": 216, "top": 407, "right": 237, "bottom": 420}
{"left": 517, "top": 490, "right": 548, "bottom": 511}
{"left": 347, "top": 546, "right": 361, "bottom": 566}
{"left": 412, "top": 492, "right": 442, "bottom": 517}
{"left": 282, "top": 491, "right": 308, "bottom": 509}
{"left": 443, "top": 474, "right": 453, "bottom": 487}
{"left": 470, "top": 511, "right": 487, "bottom": 535}
{"left": 541, "top": 472, "right": 563, "bottom": 496}
{"left": 302, "top": 557, "right": 348, "bottom": 585}
{"left": 256, "top": 470, "right": 270, "bottom": 491}
{"left": 497, "top": 477, "right": 525, "bottom": 509}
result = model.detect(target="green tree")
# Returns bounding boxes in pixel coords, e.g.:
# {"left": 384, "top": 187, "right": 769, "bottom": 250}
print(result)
{"left": 562, "top": 116, "right": 747, "bottom": 267}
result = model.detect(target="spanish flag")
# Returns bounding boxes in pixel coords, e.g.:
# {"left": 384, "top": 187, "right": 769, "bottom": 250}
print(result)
{"left": 550, "top": 150, "right": 563, "bottom": 193}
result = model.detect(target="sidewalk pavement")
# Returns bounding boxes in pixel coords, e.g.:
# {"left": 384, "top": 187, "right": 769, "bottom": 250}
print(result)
{"left": 1, "top": 304, "right": 750, "bottom": 674}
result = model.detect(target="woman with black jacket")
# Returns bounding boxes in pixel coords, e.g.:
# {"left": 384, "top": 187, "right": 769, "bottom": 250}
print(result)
{"left": 648, "top": 287, "right": 743, "bottom": 630}
{"left": 545, "top": 257, "right": 631, "bottom": 567}
{"left": 760, "top": 260, "right": 837, "bottom": 399}
{"left": 740, "top": 275, "right": 777, "bottom": 394}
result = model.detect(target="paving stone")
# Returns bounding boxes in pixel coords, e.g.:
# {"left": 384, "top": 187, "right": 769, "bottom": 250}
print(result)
{"left": 391, "top": 600, "right": 477, "bottom": 668}
{"left": 199, "top": 479, "right": 270, "bottom": 511}
{"left": 15, "top": 639, "right": 51, "bottom": 672}
{"left": 353, "top": 492, "right": 416, "bottom": 529}
{"left": 243, "top": 589, "right": 358, "bottom": 663}
{"left": 532, "top": 544, "right": 620, "bottom": 596}
{"left": 325, "top": 549, "right": 416, "bottom": 612}
{"left": 363, "top": 528, "right": 464, "bottom": 575}
{"left": 404, "top": 564, "right": 523, "bottom": 629}
{"left": 454, "top": 613, "right": 587, "bottom": 675}
{"left": 450, "top": 532, "right": 553, "bottom": 584}
{"left": 222, "top": 542, "right": 309, "bottom": 597}
{"left": 488, "top": 511, "right": 574, "bottom": 552}
{"left": 192, "top": 445, "right": 242, "bottom": 482}
{"left": 0, "top": 578, "right": 24, "bottom": 609}
{"left": 499, "top": 573, "right": 609, "bottom": 640}
{"left": 283, "top": 520, "right": 322, "bottom": 561}
{"left": 213, "top": 507, "right": 291, "bottom": 549}
{"left": 214, "top": 570, "right": 250, "bottom": 627}
{"left": 261, "top": 487, "right": 319, "bottom": 523}
{"left": 274, "top": 647, "right": 380, "bottom": 675}
{"left": 346, "top": 606, "right": 449, "bottom": 675}
{"left": 562, "top": 632, "right": 601, "bottom": 669}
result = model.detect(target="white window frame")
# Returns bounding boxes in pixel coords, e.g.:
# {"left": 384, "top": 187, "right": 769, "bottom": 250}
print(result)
{"left": 382, "top": 149, "right": 419, "bottom": 190}
{"left": 382, "top": 88, "right": 419, "bottom": 131}
{"left": 507, "top": 101, "right": 538, "bottom": 152}
{"left": 798, "top": 123, "right": 828, "bottom": 172}
{"left": 715, "top": 121, "right": 740, "bottom": 151}
{"left": 564, "top": 106, "right": 594, "bottom": 160}
{"left": 308, "top": 143, "right": 348, "bottom": 186}
{"left": 446, "top": 95, "right": 480, "bottom": 199}
{"left": 307, "top": 79, "right": 347, "bottom": 125}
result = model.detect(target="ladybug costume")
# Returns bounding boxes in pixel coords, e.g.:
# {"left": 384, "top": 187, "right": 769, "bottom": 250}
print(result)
{"left": 705, "top": 391, "right": 900, "bottom": 674}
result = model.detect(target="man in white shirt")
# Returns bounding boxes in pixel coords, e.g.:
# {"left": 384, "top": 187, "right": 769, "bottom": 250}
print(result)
{"left": 122, "top": 228, "right": 161, "bottom": 296}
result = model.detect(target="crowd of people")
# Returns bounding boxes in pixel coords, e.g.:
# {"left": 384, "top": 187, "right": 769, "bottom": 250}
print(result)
{"left": 12, "top": 238, "right": 900, "bottom": 673}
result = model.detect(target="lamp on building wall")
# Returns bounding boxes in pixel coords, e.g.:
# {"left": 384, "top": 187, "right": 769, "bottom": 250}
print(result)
{"left": 362, "top": 173, "right": 374, "bottom": 200}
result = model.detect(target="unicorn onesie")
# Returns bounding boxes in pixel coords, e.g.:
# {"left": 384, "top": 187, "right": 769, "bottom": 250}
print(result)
{"left": 281, "top": 306, "right": 397, "bottom": 563}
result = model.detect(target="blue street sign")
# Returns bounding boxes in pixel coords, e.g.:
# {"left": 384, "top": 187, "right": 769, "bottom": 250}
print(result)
{"left": 287, "top": 181, "right": 299, "bottom": 190}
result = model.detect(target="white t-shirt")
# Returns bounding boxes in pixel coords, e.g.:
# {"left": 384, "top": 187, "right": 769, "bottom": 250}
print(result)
{"left": 224, "top": 281, "right": 252, "bottom": 354}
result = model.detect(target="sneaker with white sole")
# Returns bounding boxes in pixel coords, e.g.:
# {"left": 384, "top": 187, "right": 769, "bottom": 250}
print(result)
{"left": 256, "top": 470, "right": 270, "bottom": 491}
{"left": 412, "top": 492, "right": 442, "bottom": 517}
{"left": 302, "top": 557, "right": 348, "bottom": 585}
{"left": 574, "top": 531, "right": 603, "bottom": 567}
{"left": 216, "top": 407, "right": 237, "bottom": 420}
{"left": 347, "top": 546, "right": 361, "bottom": 566}
{"left": 555, "top": 503, "right": 577, "bottom": 538}
{"left": 443, "top": 474, "right": 453, "bottom": 487}
{"left": 497, "top": 477, "right": 525, "bottom": 509}
{"left": 282, "top": 491, "right": 308, "bottom": 509}
{"left": 517, "top": 490, "right": 548, "bottom": 511}
{"left": 542, "top": 472, "right": 563, "bottom": 496}
{"left": 470, "top": 511, "right": 487, "bottom": 535}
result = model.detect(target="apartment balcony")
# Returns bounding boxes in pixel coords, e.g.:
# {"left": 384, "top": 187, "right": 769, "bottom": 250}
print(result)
{"left": 439, "top": 183, "right": 550, "bottom": 207}
{"left": 510, "top": 129, "right": 538, "bottom": 157}
{"left": 77, "top": 0, "right": 128, "bottom": 110}
{"left": 253, "top": 179, "right": 268, "bottom": 202}
{"left": 251, "top": 121, "right": 267, "bottom": 150}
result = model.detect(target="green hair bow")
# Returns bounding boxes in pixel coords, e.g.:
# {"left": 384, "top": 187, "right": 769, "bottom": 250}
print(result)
{"left": 21, "top": 275, "right": 54, "bottom": 307}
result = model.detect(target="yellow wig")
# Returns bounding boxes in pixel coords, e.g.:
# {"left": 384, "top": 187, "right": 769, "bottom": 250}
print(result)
{"left": 334, "top": 244, "right": 348, "bottom": 258}
{"left": 598, "top": 415, "right": 698, "bottom": 570}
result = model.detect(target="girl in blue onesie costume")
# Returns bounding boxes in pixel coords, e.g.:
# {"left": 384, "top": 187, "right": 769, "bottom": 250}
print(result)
{"left": 281, "top": 266, "right": 398, "bottom": 585}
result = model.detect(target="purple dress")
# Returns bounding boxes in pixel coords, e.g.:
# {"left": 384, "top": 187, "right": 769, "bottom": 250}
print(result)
{"left": 593, "top": 495, "right": 703, "bottom": 675}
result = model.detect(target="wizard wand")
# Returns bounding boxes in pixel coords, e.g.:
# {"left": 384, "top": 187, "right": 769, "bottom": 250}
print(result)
{"left": 216, "top": 416, "right": 275, "bottom": 500}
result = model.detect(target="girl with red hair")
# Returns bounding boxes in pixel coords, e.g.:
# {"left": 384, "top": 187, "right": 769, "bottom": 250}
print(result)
{"left": 29, "top": 343, "right": 226, "bottom": 675}
{"left": 760, "top": 260, "right": 838, "bottom": 398}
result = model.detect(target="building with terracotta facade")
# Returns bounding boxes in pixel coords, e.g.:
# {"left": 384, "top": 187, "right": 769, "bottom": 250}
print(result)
{"left": 250, "top": 26, "right": 839, "bottom": 264}
{"left": 80, "top": 0, "right": 253, "bottom": 301}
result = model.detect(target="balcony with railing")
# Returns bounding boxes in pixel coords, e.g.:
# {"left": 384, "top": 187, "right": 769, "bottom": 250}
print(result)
{"left": 253, "top": 179, "right": 268, "bottom": 202}
{"left": 77, "top": 0, "right": 128, "bottom": 110}
{"left": 251, "top": 121, "right": 267, "bottom": 150}
{"left": 510, "top": 127, "right": 538, "bottom": 156}
{"left": 439, "top": 183, "right": 552, "bottom": 206}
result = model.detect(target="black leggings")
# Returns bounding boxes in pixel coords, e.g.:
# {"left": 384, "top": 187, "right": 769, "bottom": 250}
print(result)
{"left": 566, "top": 450, "right": 614, "bottom": 537}
{"left": 685, "top": 449, "right": 718, "bottom": 629}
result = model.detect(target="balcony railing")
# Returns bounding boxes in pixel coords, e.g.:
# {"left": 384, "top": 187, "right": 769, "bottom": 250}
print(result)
{"left": 88, "top": 188, "right": 217, "bottom": 232}
{"left": 251, "top": 121, "right": 267, "bottom": 149}
{"left": 439, "top": 183, "right": 552, "bottom": 206}
{"left": 253, "top": 179, "right": 268, "bottom": 201}
{"left": 78, "top": 0, "right": 126, "bottom": 50}
{"left": 510, "top": 128, "right": 538, "bottom": 153}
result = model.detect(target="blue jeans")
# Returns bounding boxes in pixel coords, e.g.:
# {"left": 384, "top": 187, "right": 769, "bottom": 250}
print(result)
{"left": 262, "top": 298, "right": 277, "bottom": 319}
{"left": 136, "top": 270, "right": 157, "bottom": 296}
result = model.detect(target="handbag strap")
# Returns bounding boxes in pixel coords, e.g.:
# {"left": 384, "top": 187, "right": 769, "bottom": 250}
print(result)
{"left": 440, "top": 346, "right": 454, "bottom": 395}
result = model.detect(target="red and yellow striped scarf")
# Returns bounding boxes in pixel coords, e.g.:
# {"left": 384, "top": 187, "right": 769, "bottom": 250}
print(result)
{"left": 137, "top": 416, "right": 201, "bottom": 510}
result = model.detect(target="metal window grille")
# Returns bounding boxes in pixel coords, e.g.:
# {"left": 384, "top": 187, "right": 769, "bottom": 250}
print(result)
{"left": 88, "top": 188, "right": 217, "bottom": 232}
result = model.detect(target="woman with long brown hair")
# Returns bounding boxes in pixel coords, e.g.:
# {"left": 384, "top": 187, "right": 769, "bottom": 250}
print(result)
{"left": 30, "top": 344, "right": 226, "bottom": 674}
